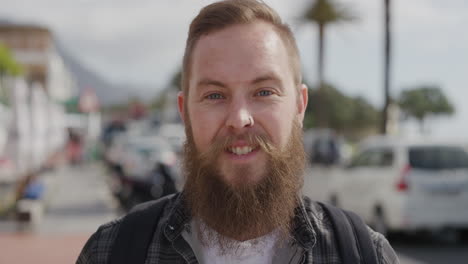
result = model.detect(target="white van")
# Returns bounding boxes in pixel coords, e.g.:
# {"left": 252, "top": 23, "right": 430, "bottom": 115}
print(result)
{"left": 328, "top": 136, "right": 468, "bottom": 237}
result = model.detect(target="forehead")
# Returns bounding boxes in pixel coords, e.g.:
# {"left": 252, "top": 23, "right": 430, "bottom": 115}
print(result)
{"left": 189, "top": 21, "right": 293, "bottom": 89}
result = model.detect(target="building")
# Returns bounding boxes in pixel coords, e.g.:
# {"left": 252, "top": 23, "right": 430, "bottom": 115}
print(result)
{"left": 0, "top": 22, "right": 76, "bottom": 215}
{"left": 0, "top": 22, "right": 75, "bottom": 102}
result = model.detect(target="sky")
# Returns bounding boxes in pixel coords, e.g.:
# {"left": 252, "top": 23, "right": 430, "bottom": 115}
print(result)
{"left": 1, "top": 0, "right": 467, "bottom": 139}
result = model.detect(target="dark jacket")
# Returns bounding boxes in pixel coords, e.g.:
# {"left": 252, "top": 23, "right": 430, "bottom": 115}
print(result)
{"left": 77, "top": 193, "right": 399, "bottom": 264}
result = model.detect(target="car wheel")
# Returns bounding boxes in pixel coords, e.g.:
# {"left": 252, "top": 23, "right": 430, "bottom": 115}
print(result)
{"left": 373, "top": 210, "right": 388, "bottom": 237}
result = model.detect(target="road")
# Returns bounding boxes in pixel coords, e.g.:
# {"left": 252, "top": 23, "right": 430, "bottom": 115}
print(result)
{"left": 0, "top": 163, "right": 466, "bottom": 263}
{"left": 393, "top": 237, "right": 468, "bottom": 264}
{"left": 0, "top": 162, "right": 119, "bottom": 263}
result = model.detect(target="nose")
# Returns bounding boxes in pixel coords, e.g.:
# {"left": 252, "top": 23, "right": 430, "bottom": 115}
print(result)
{"left": 225, "top": 100, "right": 254, "bottom": 131}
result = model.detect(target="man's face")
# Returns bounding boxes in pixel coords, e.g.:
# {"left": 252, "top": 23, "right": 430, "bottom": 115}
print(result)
{"left": 179, "top": 21, "right": 307, "bottom": 187}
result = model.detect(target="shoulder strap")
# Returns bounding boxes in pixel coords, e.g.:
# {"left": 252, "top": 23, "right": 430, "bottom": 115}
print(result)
{"left": 318, "top": 202, "right": 378, "bottom": 264}
{"left": 109, "top": 195, "right": 173, "bottom": 264}
{"left": 343, "top": 210, "right": 379, "bottom": 264}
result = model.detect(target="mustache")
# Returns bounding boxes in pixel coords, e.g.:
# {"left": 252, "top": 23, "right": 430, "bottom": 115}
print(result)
{"left": 198, "top": 133, "right": 276, "bottom": 161}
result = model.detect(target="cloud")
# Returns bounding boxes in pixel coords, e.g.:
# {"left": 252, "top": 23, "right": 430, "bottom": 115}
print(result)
{"left": 1, "top": 0, "right": 467, "bottom": 137}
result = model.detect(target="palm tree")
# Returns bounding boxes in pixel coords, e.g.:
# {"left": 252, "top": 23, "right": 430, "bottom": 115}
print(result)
{"left": 303, "top": 0, "right": 356, "bottom": 127}
{"left": 381, "top": 0, "right": 392, "bottom": 134}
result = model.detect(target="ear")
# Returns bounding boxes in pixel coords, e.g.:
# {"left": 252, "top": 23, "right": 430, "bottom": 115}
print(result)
{"left": 177, "top": 91, "right": 186, "bottom": 124}
{"left": 297, "top": 84, "right": 308, "bottom": 127}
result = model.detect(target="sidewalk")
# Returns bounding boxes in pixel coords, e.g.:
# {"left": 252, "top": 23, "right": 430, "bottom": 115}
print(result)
{"left": 0, "top": 233, "right": 91, "bottom": 263}
{"left": 0, "top": 162, "right": 119, "bottom": 263}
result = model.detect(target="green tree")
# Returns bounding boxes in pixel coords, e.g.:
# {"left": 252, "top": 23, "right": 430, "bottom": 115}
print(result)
{"left": 353, "top": 96, "right": 380, "bottom": 129}
{"left": 0, "top": 44, "right": 23, "bottom": 105}
{"left": 170, "top": 70, "right": 182, "bottom": 91}
{"left": 398, "top": 85, "right": 454, "bottom": 133}
{"left": 303, "top": 0, "right": 356, "bottom": 89}
{"left": 305, "top": 84, "right": 379, "bottom": 139}
{"left": 0, "top": 44, "right": 22, "bottom": 76}
{"left": 303, "top": 0, "right": 357, "bottom": 127}
{"left": 149, "top": 93, "right": 167, "bottom": 111}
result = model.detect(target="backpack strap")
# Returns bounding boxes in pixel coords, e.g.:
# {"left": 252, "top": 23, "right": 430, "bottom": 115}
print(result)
{"left": 109, "top": 194, "right": 174, "bottom": 264}
{"left": 343, "top": 210, "right": 379, "bottom": 264}
{"left": 318, "top": 202, "right": 378, "bottom": 264}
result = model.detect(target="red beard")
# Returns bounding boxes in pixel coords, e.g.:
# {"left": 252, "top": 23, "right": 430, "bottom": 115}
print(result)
{"left": 182, "top": 119, "right": 306, "bottom": 252}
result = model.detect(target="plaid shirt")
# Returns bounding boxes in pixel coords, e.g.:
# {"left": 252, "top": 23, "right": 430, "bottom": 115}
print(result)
{"left": 77, "top": 193, "right": 399, "bottom": 264}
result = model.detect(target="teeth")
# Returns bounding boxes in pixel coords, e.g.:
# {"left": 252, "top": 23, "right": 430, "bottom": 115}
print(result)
{"left": 230, "top": 146, "right": 254, "bottom": 155}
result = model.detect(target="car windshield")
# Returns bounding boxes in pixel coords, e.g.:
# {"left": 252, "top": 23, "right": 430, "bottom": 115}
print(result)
{"left": 409, "top": 146, "right": 468, "bottom": 170}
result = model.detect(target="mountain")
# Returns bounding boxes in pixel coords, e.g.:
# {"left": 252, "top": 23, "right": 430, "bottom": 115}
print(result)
{"left": 57, "top": 44, "right": 155, "bottom": 106}
{"left": 0, "top": 18, "right": 156, "bottom": 107}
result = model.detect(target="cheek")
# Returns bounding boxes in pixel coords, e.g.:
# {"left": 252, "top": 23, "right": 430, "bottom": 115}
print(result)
{"left": 259, "top": 112, "right": 293, "bottom": 148}
{"left": 189, "top": 107, "right": 223, "bottom": 150}
{"left": 278, "top": 119, "right": 295, "bottom": 148}
{"left": 257, "top": 103, "right": 296, "bottom": 147}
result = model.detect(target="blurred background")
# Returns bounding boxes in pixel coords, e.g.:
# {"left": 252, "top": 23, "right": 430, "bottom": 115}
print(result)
{"left": 0, "top": 0, "right": 467, "bottom": 263}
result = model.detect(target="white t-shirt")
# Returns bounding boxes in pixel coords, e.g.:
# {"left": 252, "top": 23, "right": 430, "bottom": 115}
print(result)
{"left": 186, "top": 220, "right": 280, "bottom": 264}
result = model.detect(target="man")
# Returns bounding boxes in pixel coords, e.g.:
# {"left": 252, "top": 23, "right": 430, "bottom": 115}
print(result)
{"left": 77, "top": 0, "right": 399, "bottom": 263}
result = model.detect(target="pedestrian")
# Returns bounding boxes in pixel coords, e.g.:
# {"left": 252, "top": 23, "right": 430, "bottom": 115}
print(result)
{"left": 77, "top": 0, "right": 399, "bottom": 263}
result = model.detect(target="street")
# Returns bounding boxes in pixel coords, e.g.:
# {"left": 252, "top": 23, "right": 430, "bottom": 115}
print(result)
{"left": 393, "top": 238, "right": 468, "bottom": 264}
{"left": 0, "top": 163, "right": 119, "bottom": 263}
{"left": 0, "top": 163, "right": 466, "bottom": 263}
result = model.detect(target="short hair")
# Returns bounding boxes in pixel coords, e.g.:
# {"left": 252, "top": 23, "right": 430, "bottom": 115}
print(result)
{"left": 181, "top": 0, "right": 302, "bottom": 96}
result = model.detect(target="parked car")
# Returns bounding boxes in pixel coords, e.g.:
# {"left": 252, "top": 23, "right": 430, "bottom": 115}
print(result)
{"left": 101, "top": 119, "right": 127, "bottom": 149}
{"left": 106, "top": 134, "right": 179, "bottom": 211}
{"left": 328, "top": 136, "right": 468, "bottom": 238}
{"left": 304, "top": 128, "right": 351, "bottom": 166}
{"left": 157, "top": 123, "right": 185, "bottom": 155}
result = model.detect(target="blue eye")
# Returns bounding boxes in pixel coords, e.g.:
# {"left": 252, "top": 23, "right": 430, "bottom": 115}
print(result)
{"left": 206, "top": 93, "right": 224, "bottom": 100}
{"left": 257, "top": 90, "right": 273, "bottom": 96}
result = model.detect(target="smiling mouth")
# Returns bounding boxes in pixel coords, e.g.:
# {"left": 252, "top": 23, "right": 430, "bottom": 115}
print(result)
{"left": 227, "top": 145, "right": 258, "bottom": 155}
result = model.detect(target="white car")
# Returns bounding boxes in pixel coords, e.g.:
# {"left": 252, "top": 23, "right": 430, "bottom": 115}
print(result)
{"left": 120, "top": 135, "right": 177, "bottom": 180}
{"left": 328, "top": 136, "right": 468, "bottom": 237}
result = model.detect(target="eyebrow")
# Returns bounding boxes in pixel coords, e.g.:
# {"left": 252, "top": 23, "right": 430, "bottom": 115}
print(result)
{"left": 196, "top": 73, "right": 283, "bottom": 89}
{"left": 251, "top": 74, "right": 282, "bottom": 85}
{"left": 196, "top": 79, "right": 227, "bottom": 88}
